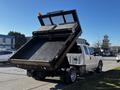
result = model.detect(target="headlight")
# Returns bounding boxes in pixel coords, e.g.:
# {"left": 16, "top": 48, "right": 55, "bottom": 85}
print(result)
{"left": 116, "top": 57, "right": 119, "bottom": 60}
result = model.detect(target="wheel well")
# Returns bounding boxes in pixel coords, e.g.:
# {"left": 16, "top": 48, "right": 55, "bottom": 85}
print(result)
{"left": 99, "top": 60, "right": 103, "bottom": 66}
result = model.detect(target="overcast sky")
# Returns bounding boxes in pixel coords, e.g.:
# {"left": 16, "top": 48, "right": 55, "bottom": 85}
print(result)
{"left": 0, "top": 0, "right": 120, "bottom": 46}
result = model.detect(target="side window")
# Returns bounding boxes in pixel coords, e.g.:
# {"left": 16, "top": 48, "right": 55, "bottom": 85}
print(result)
{"left": 89, "top": 47, "right": 95, "bottom": 55}
{"left": 83, "top": 46, "right": 89, "bottom": 55}
{"left": 78, "top": 46, "right": 82, "bottom": 53}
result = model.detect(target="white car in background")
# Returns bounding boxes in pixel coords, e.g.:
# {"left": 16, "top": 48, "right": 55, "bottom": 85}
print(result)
{"left": 116, "top": 54, "right": 120, "bottom": 62}
{"left": 0, "top": 50, "right": 15, "bottom": 63}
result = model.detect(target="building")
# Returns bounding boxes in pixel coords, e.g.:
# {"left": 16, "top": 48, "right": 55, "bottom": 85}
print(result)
{"left": 110, "top": 46, "right": 120, "bottom": 53}
{"left": 0, "top": 34, "right": 15, "bottom": 50}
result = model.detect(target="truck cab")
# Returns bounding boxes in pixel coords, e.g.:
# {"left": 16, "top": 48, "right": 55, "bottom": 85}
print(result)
{"left": 64, "top": 44, "right": 103, "bottom": 83}
{"left": 67, "top": 44, "right": 102, "bottom": 72}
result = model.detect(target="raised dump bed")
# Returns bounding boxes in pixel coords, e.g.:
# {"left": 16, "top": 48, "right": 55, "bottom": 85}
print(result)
{"left": 10, "top": 10, "right": 82, "bottom": 70}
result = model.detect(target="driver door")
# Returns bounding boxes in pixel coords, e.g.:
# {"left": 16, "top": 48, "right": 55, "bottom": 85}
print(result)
{"left": 83, "top": 46, "right": 93, "bottom": 71}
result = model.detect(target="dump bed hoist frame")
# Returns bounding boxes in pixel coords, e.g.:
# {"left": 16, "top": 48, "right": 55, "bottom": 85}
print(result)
{"left": 10, "top": 10, "right": 82, "bottom": 71}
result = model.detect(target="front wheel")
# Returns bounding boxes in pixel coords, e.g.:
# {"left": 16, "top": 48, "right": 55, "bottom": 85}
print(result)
{"left": 96, "top": 61, "right": 103, "bottom": 73}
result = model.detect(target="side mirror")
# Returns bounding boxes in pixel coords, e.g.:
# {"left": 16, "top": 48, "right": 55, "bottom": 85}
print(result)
{"left": 94, "top": 52, "right": 99, "bottom": 56}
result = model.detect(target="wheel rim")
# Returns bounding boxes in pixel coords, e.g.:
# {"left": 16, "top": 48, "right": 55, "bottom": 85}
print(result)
{"left": 70, "top": 69, "right": 77, "bottom": 82}
{"left": 99, "top": 62, "right": 102, "bottom": 72}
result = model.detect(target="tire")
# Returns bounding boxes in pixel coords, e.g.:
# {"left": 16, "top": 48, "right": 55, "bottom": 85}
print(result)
{"left": 96, "top": 61, "right": 103, "bottom": 73}
{"left": 27, "top": 70, "right": 32, "bottom": 77}
{"left": 32, "top": 71, "right": 46, "bottom": 80}
{"left": 117, "top": 60, "right": 120, "bottom": 63}
{"left": 61, "top": 67, "right": 77, "bottom": 84}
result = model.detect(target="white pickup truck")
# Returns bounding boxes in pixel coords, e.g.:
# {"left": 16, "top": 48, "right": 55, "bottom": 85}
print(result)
{"left": 64, "top": 44, "right": 103, "bottom": 83}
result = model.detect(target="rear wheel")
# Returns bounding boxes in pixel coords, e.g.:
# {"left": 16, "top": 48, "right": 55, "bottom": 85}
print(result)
{"left": 32, "top": 71, "right": 46, "bottom": 80}
{"left": 117, "top": 60, "right": 120, "bottom": 63}
{"left": 61, "top": 67, "right": 77, "bottom": 84}
{"left": 96, "top": 61, "right": 103, "bottom": 73}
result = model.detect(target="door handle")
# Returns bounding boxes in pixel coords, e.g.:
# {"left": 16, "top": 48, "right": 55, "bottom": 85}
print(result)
{"left": 90, "top": 57, "right": 91, "bottom": 60}
{"left": 74, "top": 58, "right": 77, "bottom": 61}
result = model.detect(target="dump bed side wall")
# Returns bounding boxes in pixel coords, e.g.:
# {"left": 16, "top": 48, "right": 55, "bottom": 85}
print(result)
{"left": 54, "top": 27, "right": 82, "bottom": 69}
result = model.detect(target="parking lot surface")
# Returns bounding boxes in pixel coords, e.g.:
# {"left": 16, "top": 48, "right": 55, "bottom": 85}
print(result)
{"left": 0, "top": 61, "right": 119, "bottom": 90}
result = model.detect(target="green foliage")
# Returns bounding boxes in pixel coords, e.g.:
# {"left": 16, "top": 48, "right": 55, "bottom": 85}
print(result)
{"left": 94, "top": 41, "right": 102, "bottom": 49}
{"left": 101, "top": 35, "right": 110, "bottom": 50}
{"left": 101, "top": 43, "right": 109, "bottom": 50}
{"left": 115, "top": 67, "right": 120, "bottom": 70}
{"left": 8, "top": 31, "right": 27, "bottom": 49}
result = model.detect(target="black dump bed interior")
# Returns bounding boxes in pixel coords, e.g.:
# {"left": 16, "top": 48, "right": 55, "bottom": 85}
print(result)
{"left": 10, "top": 10, "right": 82, "bottom": 70}
{"left": 30, "top": 41, "right": 65, "bottom": 62}
{"left": 11, "top": 35, "right": 67, "bottom": 62}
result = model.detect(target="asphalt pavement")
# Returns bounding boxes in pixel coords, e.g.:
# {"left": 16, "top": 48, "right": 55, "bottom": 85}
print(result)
{"left": 0, "top": 61, "right": 119, "bottom": 90}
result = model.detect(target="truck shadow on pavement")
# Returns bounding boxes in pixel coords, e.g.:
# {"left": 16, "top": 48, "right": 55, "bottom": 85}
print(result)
{"left": 62, "top": 70, "right": 120, "bottom": 90}
{"left": 40, "top": 78, "right": 65, "bottom": 90}
{"left": 32, "top": 69, "right": 120, "bottom": 90}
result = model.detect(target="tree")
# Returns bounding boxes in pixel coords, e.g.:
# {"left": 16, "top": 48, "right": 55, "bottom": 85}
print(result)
{"left": 94, "top": 41, "right": 102, "bottom": 49}
{"left": 93, "top": 41, "right": 102, "bottom": 55}
{"left": 8, "top": 31, "right": 27, "bottom": 49}
{"left": 101, "top": 35, "right": 110, "bottom": 51}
